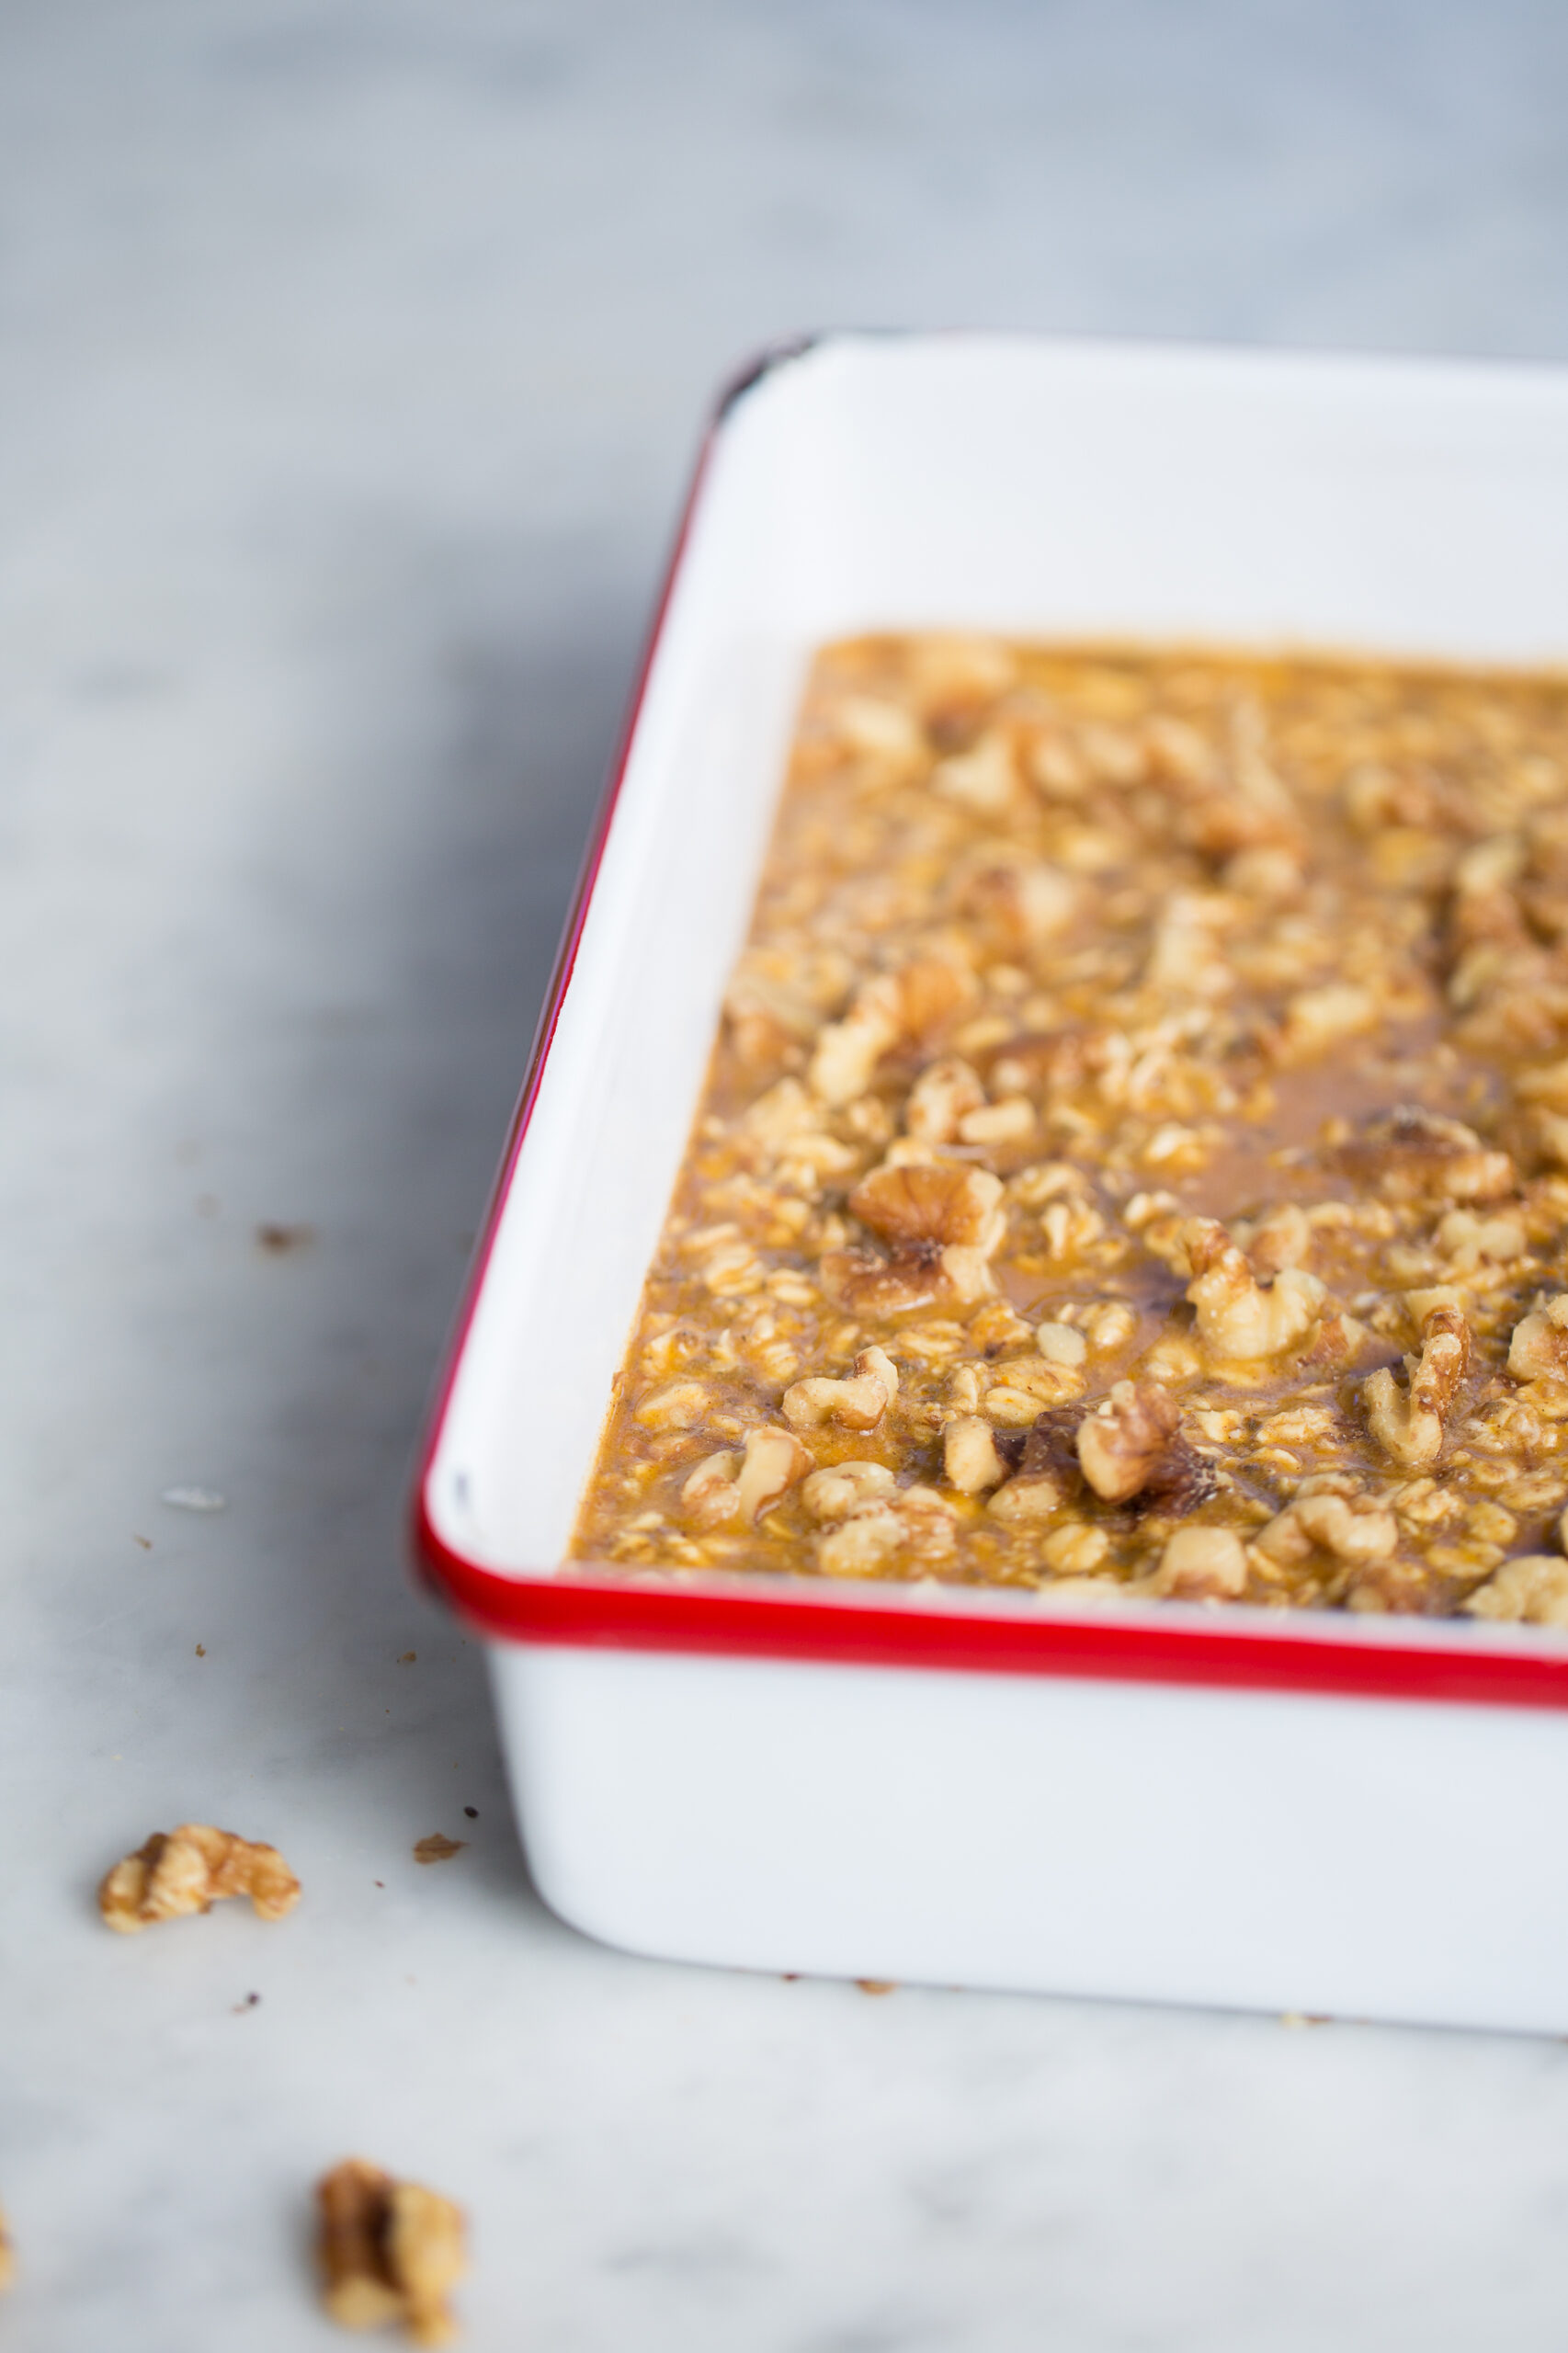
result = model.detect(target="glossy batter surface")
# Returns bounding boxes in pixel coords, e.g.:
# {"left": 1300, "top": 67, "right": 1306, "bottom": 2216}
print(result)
{"left": 573, "top": 636, "right": 1568, "bottom": 1618}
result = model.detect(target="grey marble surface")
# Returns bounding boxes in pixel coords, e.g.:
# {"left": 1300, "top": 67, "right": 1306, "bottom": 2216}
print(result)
{"left": 5, "top": 3, "right": 1568, "bottom": 2345}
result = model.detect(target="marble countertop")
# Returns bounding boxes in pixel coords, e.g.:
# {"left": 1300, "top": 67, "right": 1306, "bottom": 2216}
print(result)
{"left": 6, "top": 3, "right": 1568, "bottom": 2345}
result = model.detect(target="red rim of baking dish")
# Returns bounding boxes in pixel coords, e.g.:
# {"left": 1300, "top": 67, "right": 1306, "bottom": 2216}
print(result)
{"left": 412, "top": 331, "right": 1568, "bottom": 1711}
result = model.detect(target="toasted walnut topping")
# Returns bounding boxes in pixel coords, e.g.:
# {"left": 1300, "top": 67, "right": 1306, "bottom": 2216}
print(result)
{"left": 986, "top": 1475, "right": 1063, "bottom": 1523}
{"left": 809, "top": 959, "right": 974, "bottom": 1106}
{"left": 1151, "top": 1526, "right": 1249, "bottom": 1599}
{"left": 1462, "top": 1555, "right": 1568, "bottom": 1626}
{"left": 1253, "top": 1492, "right": 1400, "bottom": 1567}
{"left": 782, "top": 1347, "right": 899, "bottom": 1431}
{"left": 816, "top": 1484, "right": 957, "bottom": 1578}
{"left": 849, "top": 1162, "right": 1006, "bottom": 1253}
{"left": 943, "top": 1415, "right": 1010, "bottom": 1495}
{"left": 1334, "top": 1108, "right": 1515, "bottom": 1205}
{"left": 99, "top": 1824, "right": 300, "bottom": 1933}
{"left": 1508, "top": 1294, "right": 1568, "bottom": 1381}
{"left": 1364, "top": 1300, "right": 1471, "bottom": 1470}
{"left": 317, "top": 2159, "right": 467, "bottom": 2347}
{"left": 819, "top": 1240, "right": 947, "bottom": 1318}
{"left": 1040, "top": 1521, "right": 1110, "bottom": 1573}
{"left": 1183, "top": 1217, "right": 1325, "bottom": 1360}
{"left": 633, "top": 1381, "right": 709, "bottom": 1430}
{"left": 1237, "top": 1202, "right": 1312, "bottom": 1276}
{"left": 1076, "top": 1381, "right": 1181, "bottom": 1503}
{"left": 801, "top": 1461, "right": 897, "bottom": 1519}
{"left": 933, "top": 730, "right": 1019, "bottom": 814}
{"left": 904, "top": 1056, "right": 985, "bottom": 1142}
{"left": 1435, "top": 1208, "right": 1526, "bottom": 1271}
{"left": 680, "top": 1449, "right": 745, "bottom": 1525}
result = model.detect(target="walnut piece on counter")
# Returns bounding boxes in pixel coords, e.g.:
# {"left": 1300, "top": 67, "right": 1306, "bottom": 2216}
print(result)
{"left": 98, "top": 1824, "right": 300, "bottom": 1933}
{"left": 317, "top": 2158, "right": 467, "bottom": 2347}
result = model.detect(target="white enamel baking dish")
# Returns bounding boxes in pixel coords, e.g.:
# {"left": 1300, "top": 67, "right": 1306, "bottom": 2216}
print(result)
{"left": 416, "top": 333, "right": 1568, "bottom": 2032}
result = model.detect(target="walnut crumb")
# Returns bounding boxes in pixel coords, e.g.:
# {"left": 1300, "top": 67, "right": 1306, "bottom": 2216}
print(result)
{"left": 413, "top": 1835, "right": 467, "bottom": 1865}
{"left": 317, "top": 2157, "right": 467, "bottom": 2346}
{"left": 98, "top": 1824, "right": 300, "bottom": 1933}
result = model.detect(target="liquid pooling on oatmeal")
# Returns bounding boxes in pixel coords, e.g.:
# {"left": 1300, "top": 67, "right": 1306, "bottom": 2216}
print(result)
{"left": 571, "top": 635, "right": 1568, "bottom": 1620}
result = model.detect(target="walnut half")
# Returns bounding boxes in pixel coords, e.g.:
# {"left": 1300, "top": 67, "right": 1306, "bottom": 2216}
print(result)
{"left": 98, "top": 1824, "right": 301, "bottom": 1933}
{"left": 317, "top": 2158, "right": 467, "bottom": 2346}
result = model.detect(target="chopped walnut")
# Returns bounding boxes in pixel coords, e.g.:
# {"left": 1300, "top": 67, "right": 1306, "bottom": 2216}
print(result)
{"left": 679, "top": 1426, "right": 810, "bottom": 1525}
{"left": 809, "top": 959, "right": 973, "bottom": 1105}
{"left": 1183, "top": 1217, "right": 1325, "bottom": 1360}
{"left": 1334, "top": 1108, "right": 1515, "bottom": 1206}
{"left": 986, "top": 1475, "right": 1064, "bottom": 1523}
{"left": 1363, "top": 1301, "right": 1471, "bottom": 1470}
{"left": 943, "top": 1415, "right": 1010, "bottom": 1495}
{"left": 1040, "top": 1521, "right": 1110, "bottom": 1573}
{"left": 317, "top": 2159, "right": 467, "bottom": 2347}
{"left": 904, "top": 1056, "right": 985, "bottom": 1142}
{"left": 1076, "top": 1381, "right": 1181, "bottom": 1503}
{"left": 98, "top": 1824, "right": 301, "bottom": 1933}
{"left": 1462, "top": 1554, "right": 1568, "bottom": 1627}
{"left": 1151, "top": 1526, "right": 1249, "bottom": 1600}
{"left": 1252, "top": 1492, "right": 1400, "bottom": 1568}
{"left": 801, "top": 1461, "right": 897, "bottom": 1518}
{"left": 849, "top": 1162, "right": 1006, "bottom": 1254}
{"left": 782, "top": 1347, "right": 899, "bottom": 1431}
{"left": 1506, "top": 1294, "right": 1568, "bottom": 1381}
{"left": 815, "top": 1483, "right": 957, "bottom": 1577}
{"left": 1236, "top": 1202, "right": 1312, "bottom": 1276}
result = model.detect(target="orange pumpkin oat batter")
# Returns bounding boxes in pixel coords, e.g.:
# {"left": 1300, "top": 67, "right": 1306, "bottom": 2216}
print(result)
{"left": 572, "top": 636, "right": 1568, "bottom": 1618}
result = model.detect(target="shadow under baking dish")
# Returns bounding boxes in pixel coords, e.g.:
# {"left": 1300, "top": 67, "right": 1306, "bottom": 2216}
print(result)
{"left": 416, "top": 332, "right": 1568, "bottom": 2032}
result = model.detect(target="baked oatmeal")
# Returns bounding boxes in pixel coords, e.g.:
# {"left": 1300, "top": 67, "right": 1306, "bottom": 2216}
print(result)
{"left": 572, "top": 636, "right": 1568, "bottom": 1618}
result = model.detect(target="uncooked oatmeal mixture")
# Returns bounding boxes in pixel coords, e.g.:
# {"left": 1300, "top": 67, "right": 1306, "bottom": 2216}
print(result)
{"left": 572, "top": 635, "right": 1568, "bottom": 1620}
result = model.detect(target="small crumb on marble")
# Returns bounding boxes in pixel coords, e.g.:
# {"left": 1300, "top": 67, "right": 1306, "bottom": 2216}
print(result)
{"left": 161, "top": 1486, "right": 227, "bottom": 1513}
{"left": 0, "top": 2201, "right": 14, "bottom": 2290}
{"left": 398, "top": 1652, "right": 416, "bottom": 1665}
{"left": 233, "top": 1991, "right": 261, "bottom": 2013}
{"left": 856, "top": 1979, "right": 897, "bottom": 1996}
{"left": 462, "top": 1808, "right": 477, "bottom": 1820}
{"left": 256, "top": 1222, "right": 314, "bottom": 1253}
{"left": 131, "top": 1533, "right": 152, "bottom": 1550}
{"left": 413, "top": 1836, "right": 466, "bottom": 1866}
{"left": 195, "top": 1643, "right": 206, "bottom": 1657}
{"left": 1279, "top": 2011, "right": 1331, "bottom": 2029}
